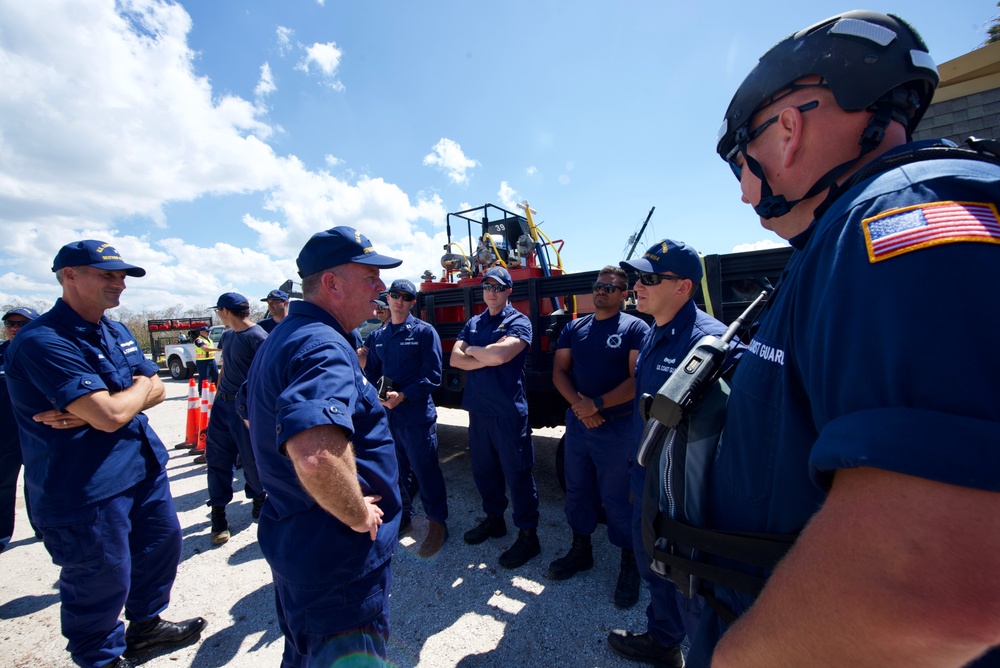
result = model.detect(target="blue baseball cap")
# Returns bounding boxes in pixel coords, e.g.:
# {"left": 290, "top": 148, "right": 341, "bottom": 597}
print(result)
{"left": 52, "top": 240, "right": 146, "bottom": 277}
{"left": 296, "top": 226, "right": 402, "bottom": 278}
{"left": 3, "top": 306, "right": 40, "bottom": 322}
{"left": 481, "top": 266, "right": 513, "bottom": 287}
{"left": 213, "top": 292, "right": 250, "bottom": 310}
{"left": 388, "top": 279, "right": 416, "bottom": 297}
{"left": 261, "top": 289, "right": 289, "bottom": 302}
{"left": 620, "top": 239, "right": 704, "bottom": 282}
{"left": 372, "top": 298, "right": 389, "bottom": 310}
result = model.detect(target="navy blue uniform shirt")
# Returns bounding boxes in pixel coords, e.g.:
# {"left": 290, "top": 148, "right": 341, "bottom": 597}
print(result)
{"left": 632, "top": 299, "right": 732, "bottom": 458}
{"left": 243, "top": 300, "right": 400, "bottom": 581}
{"left": 689, "top": 144, "right": 1000, "bottom": 664}
{"left": 457, "top": 304, "right": 532, "bottom": 416}
{"left": 4, "top": 299, "right": 166, "bottom": 514}
{"left": 217, "top": 325, "right": 266, "bottom": 394}
{"left": 362, "top": 314, "right": 442, "bottom": 426}
{"left": 557, "top": 311, "right": 649, "bottom": 417}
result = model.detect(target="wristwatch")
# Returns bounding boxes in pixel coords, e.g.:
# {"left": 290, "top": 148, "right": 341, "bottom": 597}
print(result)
{"left": 593, "top": 395, "right": 604, "bottom": 410}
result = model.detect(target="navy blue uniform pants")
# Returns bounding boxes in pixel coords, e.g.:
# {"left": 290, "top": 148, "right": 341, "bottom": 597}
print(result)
{"left": 0, "top": 433, "right": 37, "bottom": 550}
{"left": 389, "top": 417, "right": 448, "bottom": 524}
{"left": 33, "top": 470, "right": 182, "bottom": 668}
{"left": 630, "top": 462, "right": 703, "bottom": 646}
{"left": 196, "top": 359, "right": 218, "bottom": 390}
{"left": 272, "top": 561, "right": 391, "bottom": 668}
{"left": 563, "top": 410, "right": 632, "bottom": 547}
{"left": 206, "top": 397, "right": 264, "bottom": 506}
{"left": 468, "top": 414, "right": 539, "bottom": 529}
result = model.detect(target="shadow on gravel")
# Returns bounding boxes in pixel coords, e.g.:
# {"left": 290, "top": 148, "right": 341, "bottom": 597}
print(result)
{"left": 0, "top": 591, "right": 61, "bottom": 619}
{"left": 188, "top": 583, "right": 282, "bottom": 667}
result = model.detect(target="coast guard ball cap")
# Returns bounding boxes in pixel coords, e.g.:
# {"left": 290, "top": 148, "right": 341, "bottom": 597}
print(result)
{"left": 620, "top": 239, "right": 703, "bottom": 282}
{"left": 297, "top": 226, "right": 402, "bottom": 278}
{"left": 52, "top": 240, "right": 146, "bottom": 277}
{"left": 481, "top": 266, "right": 513, "bottom": 287}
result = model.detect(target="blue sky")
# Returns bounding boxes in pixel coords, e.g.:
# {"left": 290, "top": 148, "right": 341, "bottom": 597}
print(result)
{"left": 0, "top": 0, "right": 995, "bottom": 311}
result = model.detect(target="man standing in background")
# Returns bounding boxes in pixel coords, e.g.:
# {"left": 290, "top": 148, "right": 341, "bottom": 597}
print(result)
{"left": 0, "top": 306, "right": 41, "bottom": 553}
{"left": 363, "top": 278, "right": 448, "bottom": 557}
{"left": 205, "top": 292, "right": 267, "bottom": 545}
{"left": 257, "top": 289, "right": 290, "bottom": 334}
{"left": 548, "top": 266, "right": 648, "bottom": 610}
{"left": 451, "top": 267, "right": 541, "bottom": 569}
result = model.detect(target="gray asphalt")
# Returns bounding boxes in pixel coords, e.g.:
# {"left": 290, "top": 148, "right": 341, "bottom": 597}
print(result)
{"left": 2, "top": 376, "right": 652, "bottom": 667}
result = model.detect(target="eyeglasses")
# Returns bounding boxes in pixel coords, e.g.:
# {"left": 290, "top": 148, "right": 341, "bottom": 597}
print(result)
{"left": 3, "top": 320, "right": 29, "bottom": 329}
{"left": 482, "top": 283, "right": 508, "bottom": 293}
{"left": 592, "top": 282, "right": 623, "bottom": 294}
{"left": 636, "top": 272, "right": 684, "bottom": 286}
{"left": 388, "top": 291, "right": 415, "bottom": 302}
{"left": 727, "top": 100, "right": 819, "bottom": 180}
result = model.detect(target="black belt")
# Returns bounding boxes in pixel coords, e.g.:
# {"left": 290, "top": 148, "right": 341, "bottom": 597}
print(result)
{"left": 218, "top": 393, "right": 237, "bottom": 401}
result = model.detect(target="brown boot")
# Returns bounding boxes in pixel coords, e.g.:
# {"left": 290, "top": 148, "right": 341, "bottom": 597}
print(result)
{"left": 418, "top": 520, "right": 448, "bottom": 557}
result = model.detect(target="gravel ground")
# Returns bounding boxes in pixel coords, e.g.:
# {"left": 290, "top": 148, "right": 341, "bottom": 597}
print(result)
{"left": 2, "top": 377, "right": 653, "bottom": 667}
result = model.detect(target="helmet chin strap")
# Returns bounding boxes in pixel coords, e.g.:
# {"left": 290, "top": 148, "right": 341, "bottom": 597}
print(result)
{"left": 742, "top": 104, "right": 895, "bottom": 220}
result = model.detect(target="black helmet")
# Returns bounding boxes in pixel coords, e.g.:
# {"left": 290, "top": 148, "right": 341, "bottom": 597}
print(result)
{"left": 717, "top": 10, "right": 939, "bottom": 163}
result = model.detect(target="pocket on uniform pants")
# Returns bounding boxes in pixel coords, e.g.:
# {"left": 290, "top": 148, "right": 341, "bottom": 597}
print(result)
{"left": 35, "top": 504, "right": 106, "bottom": 569}
{"left": 304, "top": 580, "right": 387, "bottom": 636}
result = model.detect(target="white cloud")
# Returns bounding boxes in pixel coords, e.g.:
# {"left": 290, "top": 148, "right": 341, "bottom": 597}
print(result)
{"left": 497, "top": 181, "right": 519, "bottom": 210}
{"left": 0, "top": 1, "right": 451, "bottom": 309}
{"left": 732, "top": 239, "right": 788, "bottom": 252}
{"left": 525, "top": 166, "right": 537, "bottom": 176}
{"left": 324, "top": 154, "right": 344, "bottom": 168}
{"left": 255, "top": 62, "right": 276, "bottom": 99}
{"left": 276, "top": 26, "right": 293, "bottom": 55}
{"left": 423, "top": 138, "right": 478, "bottom": 185}
{"left": 296, "top": 41, "right": 345, "bottom": 91}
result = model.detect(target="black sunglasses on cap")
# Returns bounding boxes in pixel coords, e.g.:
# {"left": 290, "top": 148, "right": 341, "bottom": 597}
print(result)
{"left": 388, "top": 291, "right": 415, "bottom": 302}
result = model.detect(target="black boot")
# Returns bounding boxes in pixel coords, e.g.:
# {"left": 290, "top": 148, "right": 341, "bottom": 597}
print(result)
{"left": 498, "top": 528, "right": 541, "bottom": 569}
{"left": 607, "top": 629, "right": 684, "bottom": 667}
{"left": 545, "top": 533, "right": 594, "bottom": 580}
{"left": 210, "top": 506, "right": 229, "bottom": 545}
{"left": 124, "top": 615, "right": 207, "bottom": 656}
{"left": 463, "top": 515, "right": 507, "bottom": 545}
{"left": 614, "top": 548, "right": 641, "bottom": 608}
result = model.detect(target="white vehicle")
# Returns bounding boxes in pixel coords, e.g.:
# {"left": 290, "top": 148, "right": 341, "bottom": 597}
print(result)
{"left": 147, "top": 317, "right": 220, "bottom": 380}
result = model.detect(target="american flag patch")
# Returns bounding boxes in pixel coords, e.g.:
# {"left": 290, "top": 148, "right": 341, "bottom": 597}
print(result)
{"left": 863, "top": 201, "right": 1000, "bottom": 263}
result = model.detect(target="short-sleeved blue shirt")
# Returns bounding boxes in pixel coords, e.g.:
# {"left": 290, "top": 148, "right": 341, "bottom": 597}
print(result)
{"left": 693, "top": 144, "right": 1000, "bottom": 661}
{"left": 243, "top": 300, "right": 400, "bottom": 582}
{"left": 631, "top": 299, "right": 730, "bottom": 459}
{"left": 217, "top": 325, "right": 266, "bottom": 394}
{"left": 556, "top": 311, "right": 649, "bottom": 417}
{"left": 457, "top": 304, "right": 532, "bottom": 417}
{"left": 4, "top": 299, "right": 167, "bottom": 514}
{"left": 362, "top": 314, "right": 442, "bottom": 426}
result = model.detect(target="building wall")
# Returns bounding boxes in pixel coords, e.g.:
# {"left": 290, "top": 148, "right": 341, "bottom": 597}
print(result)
{"left": 914, "top": 86, "right": 1000, "bottom": 144}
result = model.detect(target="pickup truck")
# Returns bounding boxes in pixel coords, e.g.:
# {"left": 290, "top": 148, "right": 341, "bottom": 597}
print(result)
{"left": 147, "top": 317, "right": 223, "bottom": 380}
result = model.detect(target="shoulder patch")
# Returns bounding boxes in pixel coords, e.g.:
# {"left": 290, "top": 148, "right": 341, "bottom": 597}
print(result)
{"left": 863, "top": 201, "right": 1000, "bottom": 263}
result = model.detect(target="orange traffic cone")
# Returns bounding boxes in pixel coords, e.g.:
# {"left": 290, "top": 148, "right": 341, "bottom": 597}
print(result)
{"left": 196, "top": 382, "right": 210, "bottom": 451}
{"left": 174, "top": 378, "right": 199, "bottom": 449}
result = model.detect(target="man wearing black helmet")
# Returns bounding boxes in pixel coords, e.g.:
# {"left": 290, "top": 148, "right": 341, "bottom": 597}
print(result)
{"left": 684, "top": 10, "right": 1000, "bottom": 668}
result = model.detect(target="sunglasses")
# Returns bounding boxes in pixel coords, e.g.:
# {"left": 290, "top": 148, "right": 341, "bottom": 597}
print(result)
{"left": 727, "top": 100, "right": 819, "bottom": 180}
{"left": 482, "top": 283, "right": 508, "bottom": 293}
{"left": 388, "top": 291, "right": 415, "bottom": 302}
{"left": 592, "top": 282, "right": 623, "bottom": 294}
{"left": 636, "top": 272, "right": 684, "bottom": 286}
{"left": 3, "top": 320, "right": 29, "bottom": 328}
